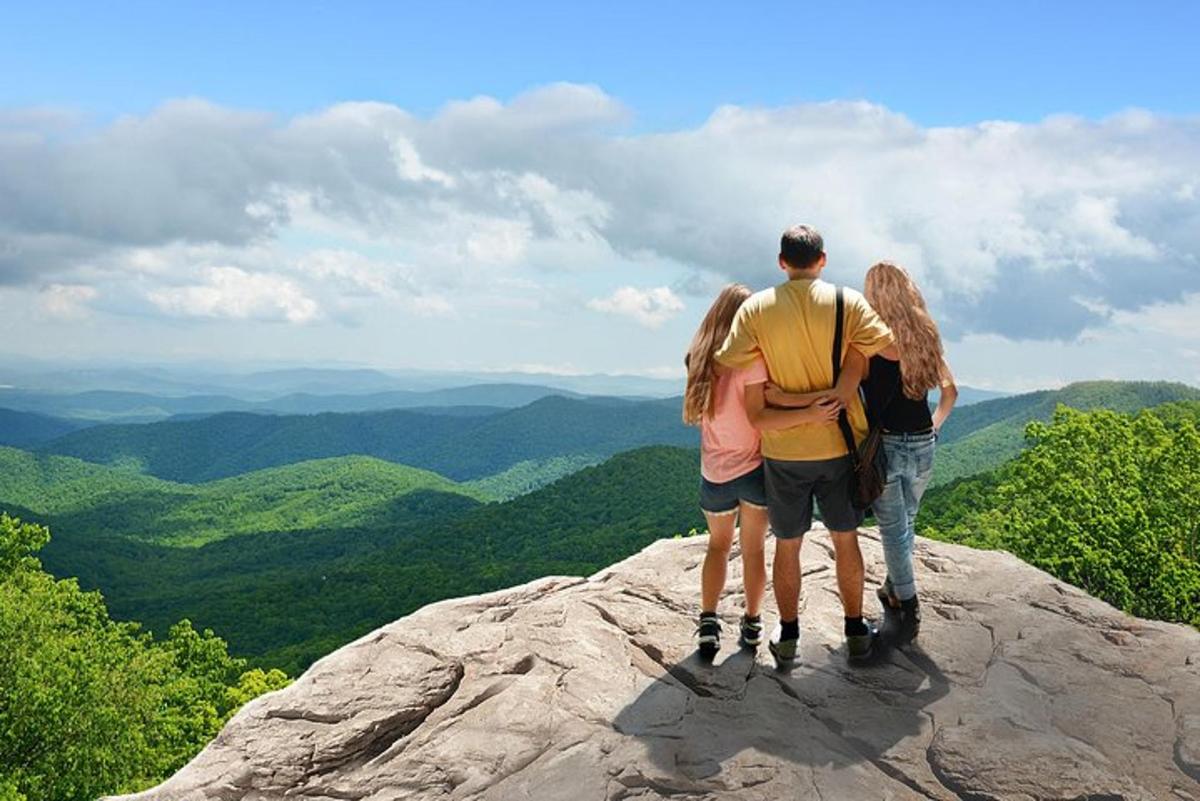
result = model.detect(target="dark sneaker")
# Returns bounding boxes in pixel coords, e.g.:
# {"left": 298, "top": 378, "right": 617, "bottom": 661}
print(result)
{"left": 696, "top": 614, "right": 721, "bottom": 658}
{"left": 879, "top": 591, "right": 921, "bottom": 648}
{"left": 896, "top": 597, "right": 921, "bottom": 646}
{"left": 846, "top": 622, "right": 880, "bottom": 665}
{"left": 768, "top": 624, "right": 800, "bottom": 670}
{"left": 738, "top": 615, "right": 764, "bottom": 649}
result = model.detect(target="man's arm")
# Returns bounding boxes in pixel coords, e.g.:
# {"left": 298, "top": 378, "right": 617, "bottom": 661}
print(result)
{"left": 847, "top": 291, "right": 895, "bottom": 361}
{"left": 872, "top": 343, "right": 900, "bottom": 361}
{"left": 831, "top": 346, "right": 868, "bottom": 409}
{"left": 745, "top": 382, "right": 840, "bottom": 431}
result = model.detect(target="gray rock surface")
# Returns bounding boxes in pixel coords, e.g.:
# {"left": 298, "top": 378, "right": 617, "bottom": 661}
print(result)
{"left": 108, "top": 526, "right": 1200, "bottom": 801}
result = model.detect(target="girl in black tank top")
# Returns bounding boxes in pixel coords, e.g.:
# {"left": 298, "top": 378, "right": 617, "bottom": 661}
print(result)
{"left": 862, "top": 356, "right": 934, "bottom": 433}
{"left": 861, "top": 261, "right": 959, "bottom": 647}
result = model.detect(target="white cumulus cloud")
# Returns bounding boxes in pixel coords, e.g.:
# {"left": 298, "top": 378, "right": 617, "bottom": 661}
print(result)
{"left": 588, "top": 286, "right": 685, "bottom": 328}
{"left": 147, "top": 266, "right": 319, "bottom": 323}
{"left": 39, "top": 283, "right": 98, "bottom": 318}
{"left": 3, "top": 86, "right": 1200, "bottom": 384}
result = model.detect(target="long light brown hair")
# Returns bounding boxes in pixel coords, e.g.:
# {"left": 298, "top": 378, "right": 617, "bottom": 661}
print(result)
{"left": 683, "top": 283, "right": 752, "bottom": 424}
{"left": 864, "top": 261, "right": 946, "bottom": 400}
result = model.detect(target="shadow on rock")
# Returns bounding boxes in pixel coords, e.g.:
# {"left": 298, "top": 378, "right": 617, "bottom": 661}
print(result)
{"left": 611, "top": 636, "right": 951, "bottom": 795}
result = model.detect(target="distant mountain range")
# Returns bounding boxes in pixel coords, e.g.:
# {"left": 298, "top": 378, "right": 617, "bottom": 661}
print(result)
{"left": 0, "top": 362, "right": 684, "bottom": 401}
{"left": 935, "top": 385, "right": 1008, "bottom": 406}
{"left": 5, "top": 379, "right": 1192, "bottom": 493}
{"left": 34, "top": 395, "right": 698, "bottom": 482}
{"left": 4, "top": 378, "right": 1197, "bottom": 677}
{"left": 0, "top": 360, "right": 1013, "bottom": 423}
{"left": 0, "top": 383, "right": 584, "bottom": 423}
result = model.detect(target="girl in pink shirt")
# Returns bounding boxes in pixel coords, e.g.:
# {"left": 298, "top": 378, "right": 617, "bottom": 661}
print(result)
{"left": 684, "top": 284, "right": 841, "bottom": 657}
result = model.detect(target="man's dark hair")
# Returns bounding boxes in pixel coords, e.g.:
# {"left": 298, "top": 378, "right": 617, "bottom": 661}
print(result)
{"left": 780, "top": 224, "right": 824, "bottom": 270}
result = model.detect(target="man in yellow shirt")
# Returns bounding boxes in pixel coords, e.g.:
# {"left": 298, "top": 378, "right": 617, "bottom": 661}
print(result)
{"left": 716, "top": 224, "right": 895, "bottom": 667}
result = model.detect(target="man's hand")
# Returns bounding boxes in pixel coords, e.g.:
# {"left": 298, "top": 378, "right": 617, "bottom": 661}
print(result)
{"left": 830, "top": 382, "right": 858, "bottom": 411}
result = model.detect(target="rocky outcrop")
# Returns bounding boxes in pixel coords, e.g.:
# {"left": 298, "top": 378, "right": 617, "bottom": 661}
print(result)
{"left": 108, "top": 526, "right": 1200, "bottom": 801}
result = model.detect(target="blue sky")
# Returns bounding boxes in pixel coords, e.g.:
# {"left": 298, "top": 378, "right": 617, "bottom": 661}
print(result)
{"left": 5, "top": 1, "right": 1198, "bottom": 127}
{"left": 2, "top": 2, "right": 1199, "bottom": 391}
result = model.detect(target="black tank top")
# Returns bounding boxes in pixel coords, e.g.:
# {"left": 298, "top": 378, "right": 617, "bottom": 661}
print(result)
{"left": 861, "top": 356, "right": 933, "bottom": 432}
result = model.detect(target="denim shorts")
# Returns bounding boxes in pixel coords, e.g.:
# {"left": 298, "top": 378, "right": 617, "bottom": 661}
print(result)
{"left": 699, "top": 464, "right": 768, "bottom": 516}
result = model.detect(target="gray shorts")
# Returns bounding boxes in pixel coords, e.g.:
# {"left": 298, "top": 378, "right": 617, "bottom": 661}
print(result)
{"left": 763, "top": 455, "right": 864, "bottom": 540}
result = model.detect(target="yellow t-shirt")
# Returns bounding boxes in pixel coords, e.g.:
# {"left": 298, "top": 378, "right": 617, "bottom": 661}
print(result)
{"left": 714, "top": 278, "right": 894, "bottom": 461}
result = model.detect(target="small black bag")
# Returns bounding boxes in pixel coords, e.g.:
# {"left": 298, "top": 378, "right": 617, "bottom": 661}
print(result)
{"left": 832, "top": 287, "right": 888, "bottom": 511}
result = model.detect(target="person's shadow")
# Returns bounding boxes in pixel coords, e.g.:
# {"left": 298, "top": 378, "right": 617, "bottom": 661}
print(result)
{"left": 611, "top": 624, "right": 950, "bottom": 795}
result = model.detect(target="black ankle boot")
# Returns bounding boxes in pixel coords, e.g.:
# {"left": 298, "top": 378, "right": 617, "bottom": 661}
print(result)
{"left": 896, "top": 595, "right": 921, "bottom": 645}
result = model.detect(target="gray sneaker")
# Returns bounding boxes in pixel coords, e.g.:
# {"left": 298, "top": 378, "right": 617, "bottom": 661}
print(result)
{"left": 846, "top": 622, "right": 880, "bottom": 665}
{"left": 768, "top": 624, "right": 800, "bottom": 669}
{"left": 696, "top": 614, "right": 721, "bottom": 658}
{"left": 738, "top": 615, "right": 764, "bottom": 649}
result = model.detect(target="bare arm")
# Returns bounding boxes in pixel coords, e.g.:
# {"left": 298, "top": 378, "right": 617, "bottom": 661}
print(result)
{"left": 745, "top": 383, "right": 840, "bottom": 431}
{"left": 763, "top": 386, "right": 837, "bottom": 409}
{"left": 763, "top": 345, "right": 870, "bottom": 411}
{"left": 831, "top": 346, "right": 869, "bottom": 409}
{"left": 932, "top": 362, "right": 958, "bottom": 432}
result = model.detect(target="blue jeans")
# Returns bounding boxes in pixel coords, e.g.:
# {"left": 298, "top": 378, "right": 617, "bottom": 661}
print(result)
{"left": 872, "top": 431, "right": 936, "bottom": 601}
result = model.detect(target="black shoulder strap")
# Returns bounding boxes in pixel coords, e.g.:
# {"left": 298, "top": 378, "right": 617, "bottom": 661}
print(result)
{"left": 832, "top": 287, "right": 859, "bottom": 459}
{"left": 832, "top": 286, "right": 845, "bottom": 382}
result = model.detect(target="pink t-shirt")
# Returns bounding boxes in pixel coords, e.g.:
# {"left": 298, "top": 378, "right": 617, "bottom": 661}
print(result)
{"left": 700, "top": 359, "right": 768, "bottom": 483}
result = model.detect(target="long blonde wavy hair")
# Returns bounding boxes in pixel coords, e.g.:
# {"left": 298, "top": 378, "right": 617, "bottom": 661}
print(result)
{"left": 683, "top": 283, "right": 752, "bottom": 424}
{"left": 864, "top": 261, "right": 946, "bottom": 400}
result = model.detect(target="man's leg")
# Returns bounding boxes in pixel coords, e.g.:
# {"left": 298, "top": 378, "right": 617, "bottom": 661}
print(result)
{"left": 762, "top": 458, "right": 813, "bottom": 667}
{"left": 773, "top": 535, "right": 803, "bottom": 622}
{"left": 828, "top": 529, "right": 865, "bottom": 618}
{"left": 763, "top": 459, "right": 813, "bottom": 624}
{"left": 814, "top": 455, "right": 875, "bottom": 663}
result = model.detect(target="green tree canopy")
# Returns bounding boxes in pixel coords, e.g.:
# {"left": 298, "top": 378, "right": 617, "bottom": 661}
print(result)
{"left": 923, "top": 406, "right": 1200, "bottom": 626}
{"left": 0, "top": 513, "right": 289, "bottom": 800}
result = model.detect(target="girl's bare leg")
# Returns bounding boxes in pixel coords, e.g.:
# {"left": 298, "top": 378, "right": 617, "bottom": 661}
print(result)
{"left": 737, "top": 503, "right": 769, "bottom": 618}
{"left": 701, "top": 511, "right": 737, "bottom": 613}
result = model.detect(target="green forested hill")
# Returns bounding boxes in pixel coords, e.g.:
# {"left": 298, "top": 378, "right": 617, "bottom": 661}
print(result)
{"left": 39, "top": 395, "right": 696, "bottom": 482}
{"left": 0, "top": 447, "right": 482, "bottom": 547}
{"left": 38, "top": 409, "right": 468, "bottom": 481}
{"left": 0, "top": 408, "right": 90, "bottom": 448}
{"left": 420, "top": 396, "right": 693, "bottom": 479}
{"left": 463, "top": 454, "right": 605, "bottom": 501}
{"left": 39, "top": 446, "right": 705, "bottom": 674}
{"left": 932, "top": 381, "right": 1200, "bottom": 485}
